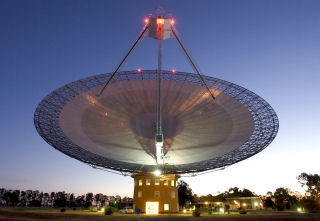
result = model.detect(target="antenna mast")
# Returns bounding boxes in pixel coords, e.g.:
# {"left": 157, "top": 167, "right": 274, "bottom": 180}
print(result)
{"left": 155, "top": 6, "right": 165, "bottom": 165}
{"left": 97, "top": 7, "right": 215, "bottom": 166}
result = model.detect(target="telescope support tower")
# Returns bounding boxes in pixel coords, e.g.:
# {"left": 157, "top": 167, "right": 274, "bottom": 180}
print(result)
{"left": 132, "top": 173, "right": 180, "bottom": 214}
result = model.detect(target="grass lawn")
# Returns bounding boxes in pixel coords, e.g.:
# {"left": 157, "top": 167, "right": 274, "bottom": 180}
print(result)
{"left": 0, "top": 207, "right": 319, "bottom": 221}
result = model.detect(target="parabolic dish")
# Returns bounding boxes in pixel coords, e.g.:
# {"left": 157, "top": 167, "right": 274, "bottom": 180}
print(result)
{"left": 34, "top": 70, "right": 279, "bottom": 174}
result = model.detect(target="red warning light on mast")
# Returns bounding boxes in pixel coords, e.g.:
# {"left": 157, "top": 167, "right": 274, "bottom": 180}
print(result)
{"left": 171, "top": 69, "right": 176, "bottom": 74}
{"left": 137, "top": 68, "right": 142, "bottom": 73}
{"left": 144, "top": 18, "right": 149, "bottom": 23}
{"left": 157, "top": 18, "right": 164, "bottom": 24}
{"left": 170, "top": 19, "right": 175, "bottom": 25}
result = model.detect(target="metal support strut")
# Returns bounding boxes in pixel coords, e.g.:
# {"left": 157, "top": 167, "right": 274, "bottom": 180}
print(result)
{"left": 97, "top": 25, "right": 149, "bottom": 97}
{"left": 171, "top": 27, "right": 216, "bottom": 101}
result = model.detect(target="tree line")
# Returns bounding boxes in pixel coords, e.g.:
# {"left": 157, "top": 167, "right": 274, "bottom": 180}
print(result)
{"left": 0, "top": 189, "right": 132, "bottom": 208}
{"left": 178, "top": 172, "right": 320, "bottom": 212}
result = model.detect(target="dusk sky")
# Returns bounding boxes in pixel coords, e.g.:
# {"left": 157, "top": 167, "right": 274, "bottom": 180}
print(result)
{"left": 1, "top": 0, "right": 319, "bottom": 197}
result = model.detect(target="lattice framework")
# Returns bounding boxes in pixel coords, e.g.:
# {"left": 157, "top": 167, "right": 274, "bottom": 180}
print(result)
{"left": 34, "top": 70, "right": 279, "bottom": 174}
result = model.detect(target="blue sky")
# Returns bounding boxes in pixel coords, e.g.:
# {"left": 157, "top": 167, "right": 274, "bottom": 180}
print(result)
{"left": 0, "top": 0, "right": 319, "bottom": 197}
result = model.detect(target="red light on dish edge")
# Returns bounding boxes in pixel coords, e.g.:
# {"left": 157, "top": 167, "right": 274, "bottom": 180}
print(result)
{"left": 171, "top": 19, "right": 175, "bottom": 25}
{"left": 137, "top": 68, "right": 142, "bottom": 73}
{"left": 171, "top": 69, "right": 176, "bottom": 74}
{"left": 144, "top": 18, "right": 149, "bottom": 23}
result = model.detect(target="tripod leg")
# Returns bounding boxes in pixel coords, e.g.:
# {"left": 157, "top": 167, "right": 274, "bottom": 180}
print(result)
{"left": 171, "top": 27, "right": 215, "bottom": 101}
{"left": 98, "top": 25, "right": 149, "bottom": 97}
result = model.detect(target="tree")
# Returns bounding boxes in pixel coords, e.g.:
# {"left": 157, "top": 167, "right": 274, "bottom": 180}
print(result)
{"left": 274, "top": 188, "right": 289, "bottom": 204}
{"left": 241, "top": 189, "right": 255, "bottom": 197}
{"left": 3, "top": 190, "right": 12, "bottom": 206}
{"left": 50, "top": 192, "right": 55, "bottom": 206}
{"left": 266, "top": 191, "right": 273, "bottom": 197}
{"left": 85, "top": 193, "right": 93, "bottom": 208}
{"left": 178, "top": 180, "right": 194, "bottom": 207}
{"left": 264, "top": 197, "right": 275, "bottom": 208}
{"left": 101, "top": 195, "right": 107, "bottom": 207}
{"left": 25, "top": 190, "right": 32, "bottom": 206}
{"left": 43, "top": 193, "right": 50, "bottom": 206}
{"left": 297, "top": 173, "right": 320, "bottom": 212}
{"left": 76, "top": 195, "right": 85, "bottom": 207}
{"left": 69, "top": 193, "right": 75, "bottom": 207}
{"left": 54, "top": 192, "right": 67, "bottom": 207}
{"left": 297, "top": 173, "right": 320, "bottom": 199}
{"left": 274, "top": 187, "right": 297, "bottom": 210}
{"left": 228, "top": 187, "right": 240, "bottom": 196}
{"left": 11, "top": 190, "right": 20, "bottom": 206}
{"left": 95, "top": 193, "right": 105, "bottom": 207}
{"left": 38, "top": 192, "right": 44, "bottom": 205}
{"left": 20, "top": 191, "right": 26, "bottom": 206}
{"left": 1, "top": 190, "right": 20, "bottom": 206}
{"left": 226, "top": 187, "right": 256, "bottom": 198}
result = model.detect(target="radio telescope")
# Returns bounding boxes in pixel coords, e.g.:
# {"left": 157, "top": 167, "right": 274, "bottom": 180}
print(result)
{"left": 34, "top": 8, "right": 279, "bottom": 214}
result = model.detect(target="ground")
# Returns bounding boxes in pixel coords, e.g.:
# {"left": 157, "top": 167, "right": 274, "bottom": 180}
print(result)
{"left": 0, "top": 207, "right": 319, "bottom": 221}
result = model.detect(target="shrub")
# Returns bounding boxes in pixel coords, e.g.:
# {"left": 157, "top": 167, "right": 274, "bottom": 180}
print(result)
{"left": 73, "top": 207, "right": 76, "bottom": 211}
{"left": 277, "top": 204, "right": 285, "bottom": 211}
{"left": 193, "top": 209, "right": 200, "bottom": 217}
{"left": 239, "top": 207, "right": 247, "bottom": 214}
{"left": 60, "top": 208, "right": 66, "bottom": 212}
{"left": 104, "top": 206, "right": 115, "bottom": 215}
{"left": 89, "top": 206, "right": 98, "bottom": 212}
{"left": 300, "top": 198, "right": 320, "bottom": 213}
{"left": 225, "top": 204, "right": 230, "bottom": 214}
{"left": 208, "top": 209, "right": 212, "bottom": 215}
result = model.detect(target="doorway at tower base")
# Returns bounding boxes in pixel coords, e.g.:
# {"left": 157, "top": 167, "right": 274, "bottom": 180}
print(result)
{"left": 132, "top": 173, "right": 180, "bottom": 214}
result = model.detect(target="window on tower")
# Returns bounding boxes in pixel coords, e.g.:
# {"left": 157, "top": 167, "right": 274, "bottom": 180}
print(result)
{"left": 171, "top": 191, "right": 175, "bottom": 198}
{"left": 154, "top": 191, "right": 160, "bottom": 198}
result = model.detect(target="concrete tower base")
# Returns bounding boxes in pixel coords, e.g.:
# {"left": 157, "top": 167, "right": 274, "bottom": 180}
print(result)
{"left": 132, "top": 173, "right": 180, "bottom": 214}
